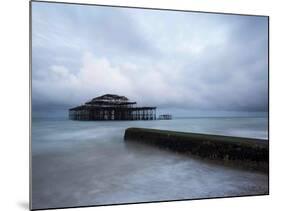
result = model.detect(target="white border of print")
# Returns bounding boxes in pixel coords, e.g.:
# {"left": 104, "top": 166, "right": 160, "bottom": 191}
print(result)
{"left": 0, "top": 0, "right": 280, "bottom": 211}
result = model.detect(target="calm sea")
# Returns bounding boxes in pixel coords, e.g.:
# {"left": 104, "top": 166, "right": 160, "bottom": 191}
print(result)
{"left": 32, "top": 117, "right": 268, "bottom": 209}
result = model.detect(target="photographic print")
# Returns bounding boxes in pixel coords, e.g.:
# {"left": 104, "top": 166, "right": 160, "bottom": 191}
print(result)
{"left": 31, "top": 1, "right": 269, "bottom": 210}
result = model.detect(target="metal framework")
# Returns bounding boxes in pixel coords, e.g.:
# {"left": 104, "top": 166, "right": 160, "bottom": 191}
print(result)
{"left": 158, "top": 114, "right": 172, "bottom": 120}
{"left": 69, "top": 94, "right": 156, "bottom": 121}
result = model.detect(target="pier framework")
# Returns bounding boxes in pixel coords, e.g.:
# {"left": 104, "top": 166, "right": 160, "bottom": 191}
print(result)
{"left": 69, "top": 94, "right": 156, "bottom": 121}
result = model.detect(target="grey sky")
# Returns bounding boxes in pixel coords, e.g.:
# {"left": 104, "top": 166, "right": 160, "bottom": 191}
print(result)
{"left": 32, "top": 2, "right": 268, "bottom": 115}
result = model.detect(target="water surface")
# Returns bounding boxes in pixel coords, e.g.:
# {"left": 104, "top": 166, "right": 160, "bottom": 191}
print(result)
{"left": 32, "top": 117, "right": 268, "bottom": 209}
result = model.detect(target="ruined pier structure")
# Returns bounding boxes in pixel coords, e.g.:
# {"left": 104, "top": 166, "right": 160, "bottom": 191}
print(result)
{"left": 69, "top": 94, "right": 157, "bottom": 121}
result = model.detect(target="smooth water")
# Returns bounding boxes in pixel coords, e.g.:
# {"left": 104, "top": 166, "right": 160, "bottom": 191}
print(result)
{"left": 32, "top": 117, "right": 269, "bottom": 209}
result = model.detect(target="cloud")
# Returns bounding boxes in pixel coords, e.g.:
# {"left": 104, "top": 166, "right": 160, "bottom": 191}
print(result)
{"left": 31, "top": 2, "right": 268, "bottom": 114}
{"left": 32, "top": 52, "right": 173, "bottom": 107}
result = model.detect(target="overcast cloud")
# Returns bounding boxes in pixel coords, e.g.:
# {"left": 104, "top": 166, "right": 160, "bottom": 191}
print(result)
{"left": 32, "top": 2, "right": 268, "bottom": 116}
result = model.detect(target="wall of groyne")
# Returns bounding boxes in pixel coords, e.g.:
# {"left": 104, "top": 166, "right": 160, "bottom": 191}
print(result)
{"left": 124, "top": 128, "right": 269, "bottom": 172}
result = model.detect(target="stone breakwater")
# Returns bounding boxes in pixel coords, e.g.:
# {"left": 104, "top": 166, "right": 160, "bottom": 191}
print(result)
{"left": 124, "top": 127, "right": 269, "bottom": 172}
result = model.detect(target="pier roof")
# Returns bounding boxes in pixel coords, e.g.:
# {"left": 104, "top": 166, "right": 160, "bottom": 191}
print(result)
{"left": 69, "top": 94, "right": 156, "bottom": 111}
{"left": 85, "top": 94, "right": 136, "bottom": 105}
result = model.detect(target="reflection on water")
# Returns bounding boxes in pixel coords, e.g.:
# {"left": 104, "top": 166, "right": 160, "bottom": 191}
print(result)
{"left": 32, "top": 117, "right": 268, "bottom": 209}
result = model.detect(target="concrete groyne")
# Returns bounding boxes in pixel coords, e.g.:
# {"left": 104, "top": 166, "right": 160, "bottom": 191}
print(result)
{"left": 124, "top": 128, "right": 269, "bottom": 172}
